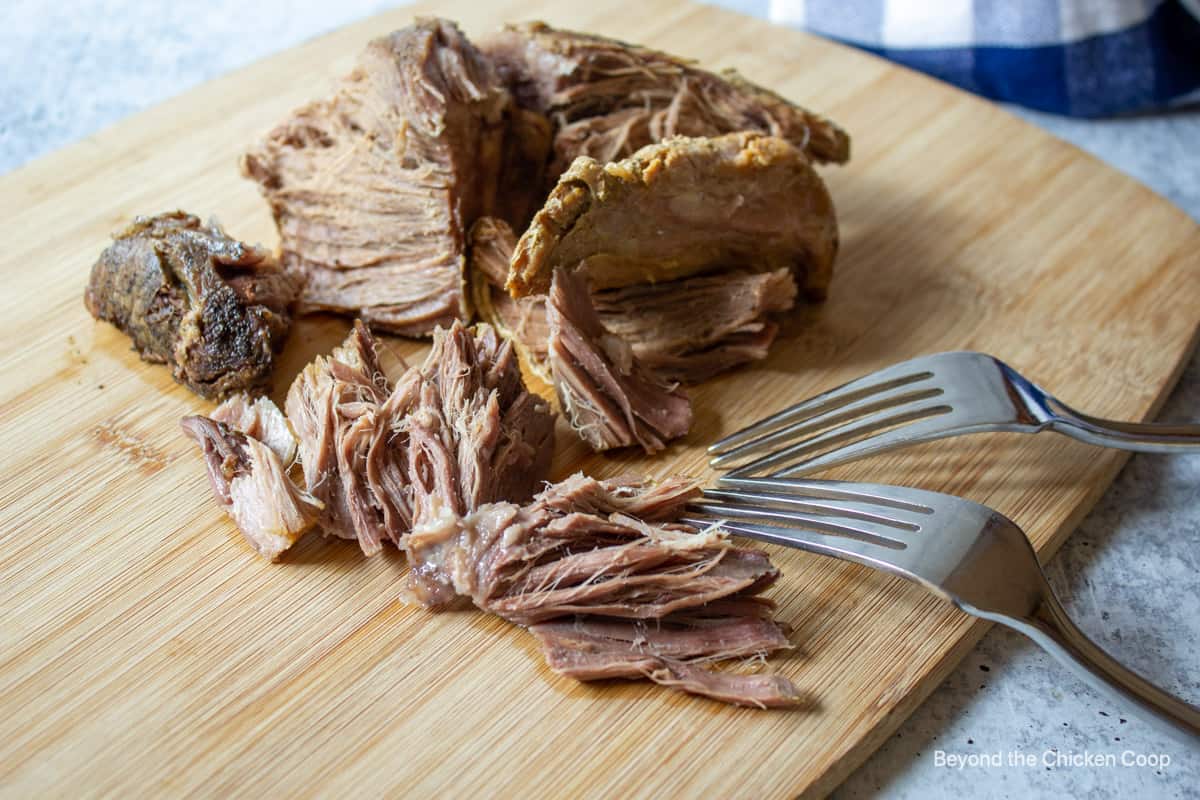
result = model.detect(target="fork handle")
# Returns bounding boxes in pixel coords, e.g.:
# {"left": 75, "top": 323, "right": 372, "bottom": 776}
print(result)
{"left": 1048, "top": 403, "right": 1200, "bottom": 453}
{"left": 1003, "top": 593, "right": 1200, "bottom": 744}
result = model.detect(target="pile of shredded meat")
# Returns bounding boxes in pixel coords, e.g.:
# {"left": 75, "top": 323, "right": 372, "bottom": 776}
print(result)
{"left": 183, "top": 320, "right": 554, "bottom": 559}
{"left": 182, "top": 321, "right": 798, "bottom": 707}
{"left": 405, "top": 473, "right": 799, "bottom": 707}
{"left": 85, "top": 211, "right": 296, "bottom": 399}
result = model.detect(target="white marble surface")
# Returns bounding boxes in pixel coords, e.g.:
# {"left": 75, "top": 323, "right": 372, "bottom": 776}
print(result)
{"left": 3, "top": 1, "right": 1197, "bottom": 797}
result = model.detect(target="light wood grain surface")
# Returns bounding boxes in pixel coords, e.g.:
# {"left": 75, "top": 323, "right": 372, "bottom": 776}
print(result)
{"left": 1, "top": 1, "right": 1197, "bottom": 797}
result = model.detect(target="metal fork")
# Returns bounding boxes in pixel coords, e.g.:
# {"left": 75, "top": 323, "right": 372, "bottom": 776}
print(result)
{"left": 708, "top": 351, "right": 1200, "bottom": 476}
{"left": 684, "top": 476, "right": 1200, "bottom": 743}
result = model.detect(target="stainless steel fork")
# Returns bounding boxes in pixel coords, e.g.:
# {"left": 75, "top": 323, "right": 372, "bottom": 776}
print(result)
{"left": 684, "top": 476, "right": 1200, "bottom": 744}
{"left": 709, "top": 351, "right": 1200, "bottom": 476}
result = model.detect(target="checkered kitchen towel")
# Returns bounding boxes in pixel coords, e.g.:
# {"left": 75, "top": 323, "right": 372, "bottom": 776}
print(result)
{"left": 757, "top": 0, "right": 1200, "bottom": 116}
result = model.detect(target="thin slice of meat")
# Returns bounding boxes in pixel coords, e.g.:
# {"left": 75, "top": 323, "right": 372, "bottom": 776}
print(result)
{"left": 594, "top": 268, "right": 797, "bottom": 383}
{"left": 241, "top": 19, "right": 510, "bottom": 335}
{"left": 507, "top": 133, "right": 838, "bottom": 300}
{"left": 405, "top": 473, "right": 799, "bottom": 708}
{"left": 547, "top": 267, "right": 692, "bottom": 453}
{"left": 181, "top": 397, "right": 322, "bottom": 561}
{"left": 84, "top": 211, "right": 296, "bottom": 399}
{"left": 482, "top": 21, "right": 850, "bottom": 177}
{"left": 210, "top": 393, "right": 297, "bottom": 465}
{"left": 284, "top": 319, "right": 554, "bottom": 555}
{"left": 531, "top": 619, "right": 799, "bottom": 708}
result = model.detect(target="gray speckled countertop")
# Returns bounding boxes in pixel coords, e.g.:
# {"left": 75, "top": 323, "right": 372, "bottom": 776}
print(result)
{"left": 3, "top": 1, "right": 1197, "bottom": 797}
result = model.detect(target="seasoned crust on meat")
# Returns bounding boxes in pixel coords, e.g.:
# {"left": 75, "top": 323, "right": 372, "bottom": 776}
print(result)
{"left": 507, "top": 133, "right": 838, "bottom": 299}
{"left": 84, "top": 211, "right": 295, "bottom": 400}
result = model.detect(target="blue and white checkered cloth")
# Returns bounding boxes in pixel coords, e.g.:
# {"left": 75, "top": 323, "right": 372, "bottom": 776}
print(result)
{"left": 741, "top": 0, "right": 1200, "bottom": 116}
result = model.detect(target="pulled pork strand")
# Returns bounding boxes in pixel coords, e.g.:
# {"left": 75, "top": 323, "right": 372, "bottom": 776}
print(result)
{"left": 181, "top": 396, "right": 322, "bottom": 561}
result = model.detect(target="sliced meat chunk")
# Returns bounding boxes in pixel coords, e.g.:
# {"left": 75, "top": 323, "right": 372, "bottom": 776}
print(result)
{"left": 181, "top": 397, "right": 322, "bottom": 561}
{"left": 507, "top": 133, "right": 838, "bottom": 300}
{"left": 84, "top": 211, "right": 295, "bottom": 400}
{"left": 594, "top": 268, "right": 797, "bottom": 383}
{"left": 547, "top": 267, "right": 691, "bottom": 453}
{"left": 470, "top": 220, "right": 798, "bottom": 385}
{"left": 241, "top": 19, "right": 510, "bottom": 335}
{"left": 405, "top": 473, "right": 799, "bottom": 708}
{"left": 482, "top": 21, "right": 850, "bottom": 176}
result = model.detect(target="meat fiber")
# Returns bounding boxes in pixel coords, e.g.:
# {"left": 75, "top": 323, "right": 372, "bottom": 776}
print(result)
{"left": 469, "top": 218, "right": 798, "bottom": 385}
{"left": 241, "top": 19, "right": 511, "bottom": 335}
{"left": 507, "top": 133, "right": 838, "bottom": 300}
{"left": 547, "top": 267, "right": 692, "bottom": 453}
{"left": 405, "top": 473, "right": 799, "bottom": 708}
{"left": 468, "top": 217, "right": 552, "bottom": 382}
{"left": 84, "top": 211, "right": 295, "bottom": 399}
{"left": 284, "top": 320, "right": 554, "bottom": 555}
{"left": 181, "top": 396, "right": 322, "bottom": 561}
{"left": 482, "top": 21, "right": 850, "bottom": 178}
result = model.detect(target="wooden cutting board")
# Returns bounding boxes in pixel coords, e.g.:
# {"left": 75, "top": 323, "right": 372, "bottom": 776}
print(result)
{"left": 1, "top": 1, "right": 1197, "bottom": 797}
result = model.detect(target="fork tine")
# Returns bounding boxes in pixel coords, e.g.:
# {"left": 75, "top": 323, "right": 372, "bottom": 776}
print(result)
{"left": 702, "top": 488, "right": 924, "bottom": 530}
{"left": 762, "top": 414, "right": 971, "bottom": 477}
{"left": 709, "top": 386, "right": 944, "bottom": 468}
{"left": 725, "top": 399, "right": 953, "bottom": 475}
{"left": 716, "top": 476, "right": 937, "bottom": 513}
{"left": 679, "top": 515, "right": 918, "bottom": 576}
{"left": 707, "top": 358, "right": 938, "bottom": 456}
{"left": 689, "top": 499, "right": 911, "bottom": 546}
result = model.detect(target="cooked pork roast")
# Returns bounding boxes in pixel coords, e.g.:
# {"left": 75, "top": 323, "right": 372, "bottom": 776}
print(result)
{"left": 547, "top": 267, "right": 692, "bottom": 453}
{"left": 406, "top": 473, "right": 799, "bottom": 707}
{"left": 84, "top": 211, "right": 295, "bottom": 399}
{"left": 242, "top": 19, "right": 511, "bottom": 335}
{"left": 181, "top": 396, "right": 322, "bottom": 561}
{"left": 481, "top": 21, "right": 850, "bottom": 179}
{"left": 507, "top": 133, "right": 838, "bottom": 299}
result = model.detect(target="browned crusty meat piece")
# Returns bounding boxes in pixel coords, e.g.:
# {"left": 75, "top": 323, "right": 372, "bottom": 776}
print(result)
{"left": 470, "top": 220, "right": 798, "bottom": 385}
{"left": 481, "top": 21, "right": 850, "bottom": 178}
{"left": 405, "top": 473, "right": 799, "bottom": 708}
{"left": 84, "top": 211, "right": 295, "bottom": 400}
{"left": 241, "top": 19, "right": 510, "bottom": 335}
{"left": 547, "top": 267, "right": 692, "bottom": 453}
{"left": 181, "top": 396, "right": 322, "bottom": 561}
{"left": 284, "top": 319, "right": 554, "bottom": 555}
{"left": 507, "top": 133, "right": 838, "bottom": 300}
